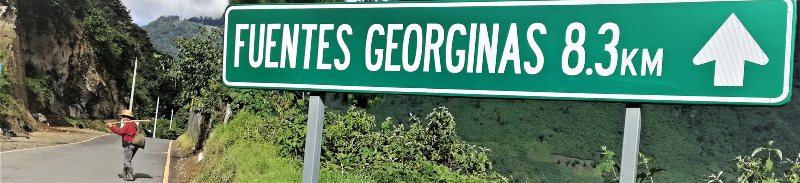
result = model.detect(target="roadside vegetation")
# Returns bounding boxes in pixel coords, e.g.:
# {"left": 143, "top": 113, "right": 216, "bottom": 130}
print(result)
{"left": 195, "top": 112, "right": 374, "bottom": 183}
{"left": 0, "top": 49, "right": 29, "bottom": 132}
{"left": 0, "top": 49, "right": 20, "bottom": 118}
{"left": 706, "top": 141, "right": 800, "bottom": 183}
{"left": 176, "top": 133, "right": 194, "bottom": 153}
{"left": 194, "top": 90, "right": 507, "bottom": 182}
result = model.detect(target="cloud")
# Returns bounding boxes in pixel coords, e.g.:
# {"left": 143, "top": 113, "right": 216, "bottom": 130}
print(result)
{"left": 121, "top": 0, "right": 229, "bottom": 26}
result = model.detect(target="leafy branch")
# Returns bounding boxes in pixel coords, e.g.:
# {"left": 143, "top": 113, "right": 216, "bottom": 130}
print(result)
{"left": 597, "top": 146, "right": 663, "bottom": 183}
{"left": 707, "top": 141, "right": 800, "bottom": 183}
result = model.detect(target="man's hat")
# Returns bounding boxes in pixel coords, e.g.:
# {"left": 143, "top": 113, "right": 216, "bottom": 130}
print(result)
{"left": 118, "top": 110, "right": 135, "bottom": 119}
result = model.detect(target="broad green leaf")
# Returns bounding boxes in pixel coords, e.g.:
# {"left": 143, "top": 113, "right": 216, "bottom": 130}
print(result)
{"left": 597, "top": 163, "right": 612, "bottom": 174}
{"left": 766, "top": 158, "right": 773, "bottom": 172}
{"left": 605, "top": 151, "right": 615, "bottom": 159}
{"left": 753, "top": 147, "right": 766, "bottom": 157}
{"left": 596, "top": 164, "right": 607, "bottom": 174}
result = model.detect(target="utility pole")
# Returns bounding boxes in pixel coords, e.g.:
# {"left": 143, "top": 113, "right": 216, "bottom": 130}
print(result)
{"left": 153, "top": 97, "right": 159, "bottom": 138}
{"left": 169, "top": 109, "right": 174, "bottom": 129}
{"left": 129, "top": 58, "right": 138, "bottom": 110}
{"left": 125, "top": 58, "right": 139, "bottom": 128}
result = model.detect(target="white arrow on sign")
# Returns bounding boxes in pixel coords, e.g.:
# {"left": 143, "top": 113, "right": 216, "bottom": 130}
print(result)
{"left": 693, "top": 13, "right": 768, "bottom": 87}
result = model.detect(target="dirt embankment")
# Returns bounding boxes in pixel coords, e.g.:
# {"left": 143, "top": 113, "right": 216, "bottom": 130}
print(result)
{"left": 0, "top": 127, "right": 108, "bottom": 151}
{"left": 166, "top": 133, "right": 203, "bottom": 183}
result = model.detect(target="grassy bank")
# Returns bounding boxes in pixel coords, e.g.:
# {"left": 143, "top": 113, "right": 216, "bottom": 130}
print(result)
{"left": 195, "top": 112, "right": 374, "bottom": 183}
{"left": 194, "top": 89, "right": 509, "bottom": 182}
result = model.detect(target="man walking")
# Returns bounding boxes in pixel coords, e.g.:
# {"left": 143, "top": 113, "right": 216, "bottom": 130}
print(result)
{"left": 107, "top": 110, "right": 139, "bottom": 181}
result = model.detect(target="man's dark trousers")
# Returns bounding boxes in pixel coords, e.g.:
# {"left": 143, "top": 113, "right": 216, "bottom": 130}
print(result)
{"left": 124, "top": 144, "right": 138, "bottom": 168}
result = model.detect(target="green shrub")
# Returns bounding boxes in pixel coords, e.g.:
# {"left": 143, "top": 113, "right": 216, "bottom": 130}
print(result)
{"left": 203, "top": 90, "right": 508, "bottom": 182}
{"left": 736, "top": 141, "right": 783, "bottom": 182}
{"left": 335, "top": 93, "right": 384, "bottom": 109}
{"left": 176, "top": 133, "right": 193, "bottom": 153}
{"left": 597, "top": 146, "right": 663, "bottom": 183}
{"left": 64, "top": 117, "right": 86, "bottom": 129}
{"left": 196, "top": 112, "right": 374, "bottom": 183}
{"left": 0, "top": 93, "right": 20, "bottom": 117}
{"left": 315, "top": 107, "right": 507, "bottom": 182}
{"left": 153, "top": 119, "right": 181, "bottom": 139}
{"left": 26, "top": 74, "right": 52, "bottom": 106}
{"left": 0, "top": 49, "right": 21, "bottom": 118}
{"left": 707, "top": 141, "right": 800, "bottom": 183}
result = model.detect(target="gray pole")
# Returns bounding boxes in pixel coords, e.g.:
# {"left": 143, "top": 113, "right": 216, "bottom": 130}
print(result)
{"left": 126, "top": 58, "right": 138, "bottom": 128}
{"left": 129, "top": 58, "right": 138, "bottom": 111}
{"left": 169, "top": 109, "right": 174, "bottom": 129}
{"left": 153, "top": 97, "right": 160, "bottom": 138}
{"left": 302, "top": 96, "right": 324, "bottom": 183}
{"left": 620, "top": 103, "right": 642, "bottom": 183}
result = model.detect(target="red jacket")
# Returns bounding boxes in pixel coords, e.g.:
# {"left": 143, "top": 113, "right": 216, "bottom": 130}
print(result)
{"left": 110, "top": 122, "right": 137, "bottom": 143}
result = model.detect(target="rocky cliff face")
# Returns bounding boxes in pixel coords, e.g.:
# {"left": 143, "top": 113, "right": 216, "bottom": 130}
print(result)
{"left": 20, "top": 21, "right": 123, "bottom": 119}
{"left": 0, "top": 0, "right": 126, "bottom": 134}
{"left": 0, "top": 0, "right": 45, "bottom": 134}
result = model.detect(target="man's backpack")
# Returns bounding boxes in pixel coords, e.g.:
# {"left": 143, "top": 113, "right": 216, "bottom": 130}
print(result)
{"left": 131, "top": 124, "right": 145, "bottom": 149}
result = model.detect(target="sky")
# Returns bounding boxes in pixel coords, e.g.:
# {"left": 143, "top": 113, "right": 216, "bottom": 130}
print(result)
{"left": 122, "top": 0, "right": 229, "bottom": 26}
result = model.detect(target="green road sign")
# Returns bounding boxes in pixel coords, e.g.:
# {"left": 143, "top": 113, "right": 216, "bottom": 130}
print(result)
{"left": 222, "top": 0, "right": 796, "bottom": 105}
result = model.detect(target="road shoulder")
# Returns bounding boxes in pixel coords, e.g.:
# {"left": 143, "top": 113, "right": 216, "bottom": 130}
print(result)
{"left": 169, "top": 140, "right": 201, "bottom": 183}
{"left": 0, "top": 127, "right": 109, "bottom": 152}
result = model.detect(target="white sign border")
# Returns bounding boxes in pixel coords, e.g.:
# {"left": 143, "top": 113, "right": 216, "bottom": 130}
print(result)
{"left": 222, "top": 0, "right": 795, "bottom": 104}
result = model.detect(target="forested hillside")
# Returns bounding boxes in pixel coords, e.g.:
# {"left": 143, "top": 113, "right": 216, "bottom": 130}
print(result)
{"left": 187, "top": 16, "right": 224, "bottom": 27}
{"left": 141, "top": 16, "right": 209, "bottom": 59}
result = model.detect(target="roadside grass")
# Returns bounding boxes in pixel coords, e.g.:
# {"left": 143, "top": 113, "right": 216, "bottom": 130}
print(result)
{"left": 87, "top": 120, "right": 109, "bottom": 132}
{"left": 175, "top": 133, "right": 193, "bottom": 153}
{"left": 319, "top": 169, "right": 375, "bottom": 183}
{"left": 63, "top": 117, "right": 87, "bottom": 129}
{"left": 197, "top": 140, "right": 375, "bottom": 183}
{"left": 194, "top": 112, "right": 374, "bottom": 183}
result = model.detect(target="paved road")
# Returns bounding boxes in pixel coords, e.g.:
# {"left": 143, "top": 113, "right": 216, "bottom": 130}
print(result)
{"left": 1, "top": 135, "right": 171, "bottom": 182}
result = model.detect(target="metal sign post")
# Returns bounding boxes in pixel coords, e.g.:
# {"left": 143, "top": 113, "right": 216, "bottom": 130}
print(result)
{"left": 302, "top": 96, "right": 324, "bottom": 183}
{"left": 620, "top": 103, "right": 642, "bottom": 182}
